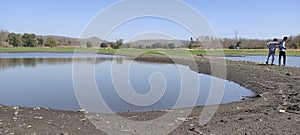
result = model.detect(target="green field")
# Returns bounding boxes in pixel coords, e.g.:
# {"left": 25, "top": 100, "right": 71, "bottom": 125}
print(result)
{"left": 1, "top": 47, "right": 300, "bottom": 56}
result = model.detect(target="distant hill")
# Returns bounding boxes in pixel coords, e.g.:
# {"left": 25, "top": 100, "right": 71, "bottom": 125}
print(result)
{"left": 39, "top": 35, "right": 104, "bottom": 47}
{"left": 126, "top": 39, "right": 188, "bottom": 48}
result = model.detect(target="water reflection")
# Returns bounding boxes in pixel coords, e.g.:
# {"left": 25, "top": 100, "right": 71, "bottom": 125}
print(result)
{"left": 0, "top": 53, "right": 253, "bottom": 112}
{"left": 0, "top": 57, "right": 127, "bottom": 70}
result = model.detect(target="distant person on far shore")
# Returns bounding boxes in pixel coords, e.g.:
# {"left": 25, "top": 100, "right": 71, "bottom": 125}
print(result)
{"left": 265, "top": 38, "right": 278, "bottom": 65}
{"left": 278, "top": 37, "right": 288, "bottom": 66}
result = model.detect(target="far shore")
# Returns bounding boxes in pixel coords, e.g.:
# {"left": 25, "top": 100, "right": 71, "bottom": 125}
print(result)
{"left": 1, "top": 47, "right": 300, "bottom": 57}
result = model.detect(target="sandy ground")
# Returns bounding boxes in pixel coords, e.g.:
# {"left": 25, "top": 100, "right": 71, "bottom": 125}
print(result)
{"left": 0, "top": 55, "right": 299, "bottom": 135}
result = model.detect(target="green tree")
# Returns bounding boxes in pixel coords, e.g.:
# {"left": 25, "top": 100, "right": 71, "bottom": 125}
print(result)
{"left": 100, "top": 42, "right": 108, "bottom": 48}
{"left": 86, "top": 41, "right": 93, "bottom": 48}
{"left": 44, "top": 37, "right": 57, "bottom": 48}
{"left": 228, "top": 45, "right": 235, "bottom": 49}
{"left": 168, "top": 43, "right": 176, "bottom": 49}
{"left": 236, "top": 41, "right": 242, "bottom": 49}
{"left": 22, "top": 33, "right": 36, "bottom": 47}
{"left": 188, "top": 37, "right": 194, "bottom": 49}
{"left": 67, "top": 40, "right": 72, "bottom": 46}
{"left": 37, "top": 38, "right": 44, "bottom": 46}
{"left": 8, "top": 33, "right": 22, "bottom": 47}
{"left": 111, "top": 39, "right": 123, "bottom": 49}
{"left": 291, "top": 43, "right": 299, "bottom": 49}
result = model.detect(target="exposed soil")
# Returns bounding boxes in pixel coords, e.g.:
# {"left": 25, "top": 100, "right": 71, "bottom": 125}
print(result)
{"left": 1, "top": 54, "right": 299, "bottom": 135}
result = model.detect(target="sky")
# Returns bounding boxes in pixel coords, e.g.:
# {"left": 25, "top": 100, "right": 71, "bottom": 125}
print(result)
{"left": 1, "top": 0, "right": 300, "bottom": 41}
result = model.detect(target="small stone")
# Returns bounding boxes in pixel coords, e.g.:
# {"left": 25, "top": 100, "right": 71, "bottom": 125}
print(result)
{"left": 177, "top": 117, "right": 187, "bottom": 121}
{"left": 188, "top": 127, "right": 202, "bottom": 134}
{"left": 286, "top": 73, "right": 291, "bottom": 76}
{"left": 190, "top": 124, "right": 195, "bottom": 127}
{"left": 80, "top": 118, "right": 87, "bottom": 122}
{"left": 279, "top": 109, "right": 286, "bottom": 113}
{"left": 27, "top": 125, "right": 32, "bottom": 128}
{"left": 121, "top": 130, "right": 132, "bottom": 132}
{"left": 33, "top": 107, "right": 40, "bottom": 110}
{"left": 12, "top": 117, "right": 17, "bottom": 120}
{"left": 238, "top": 118, "right": 244, "bottom": 120}
{"left": 245, "top": 109, "right": 252, "bottom": 113}
{"left": 14, "top": 111, "right": 19, "bottom": 116}
{"left": 13, "top": 107, "right": 19, "bottom": 110}
{"left": 78, "top": 109, "right": 86, "bottom": 112}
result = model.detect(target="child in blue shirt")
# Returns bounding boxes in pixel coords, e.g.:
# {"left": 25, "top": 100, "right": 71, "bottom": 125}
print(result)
{"left": 278, "top": 37, "right": 288, "bottom": 66}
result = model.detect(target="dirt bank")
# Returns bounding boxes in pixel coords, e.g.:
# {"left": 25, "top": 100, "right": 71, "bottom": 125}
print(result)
{"left": 1, "top": 55, "right": 299, "bottom": 135}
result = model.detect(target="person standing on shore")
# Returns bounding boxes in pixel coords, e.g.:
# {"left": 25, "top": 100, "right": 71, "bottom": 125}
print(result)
{"left": 266, "top": 38, "right": 278, "bottom": 65}
{"left": 278, "top": 37, "right": 288, "bottom": 66}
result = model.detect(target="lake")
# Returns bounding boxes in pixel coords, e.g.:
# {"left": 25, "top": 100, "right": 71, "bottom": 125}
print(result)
{"left": 223, "top": 55, "right": 300, "bottom": 67}
{"left": 0, "top": 53, "right": 252, "bottom": 112}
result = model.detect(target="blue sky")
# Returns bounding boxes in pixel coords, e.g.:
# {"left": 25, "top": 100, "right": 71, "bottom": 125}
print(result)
{"left": 1, "top": 0, "right": 299, "bottom": 41}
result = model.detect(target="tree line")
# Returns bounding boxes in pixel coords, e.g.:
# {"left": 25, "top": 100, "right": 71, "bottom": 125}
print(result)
{"left": 1, "top": 30, "right": 299, "bottom": 49}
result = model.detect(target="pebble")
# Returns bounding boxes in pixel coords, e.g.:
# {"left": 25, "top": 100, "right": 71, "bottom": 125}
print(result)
{"left": 80, "top": 118, "right": 88, "bottom": 122}
{"left": 34, "top": 107, "right": 41, "bottom": 110}
{"left": 168, "top": 123, "right": 174, "bottom": 126}
{"left": 78, "top": 109, "right": 86, "bottom": 112}
{"left": 121, "top": 130, "right": 132, "bottom": 132}
{"left": 177, "top": 117, "right": 187, "bottom": 121}
{"left": 188, "top": 127, "right": 202, "bottom": 134}
{"left": 12, "top": 117, "right": 18, "bottom": 120}
{"left": 286, "top": 73, "right": 291, "bottom": 76}
{"left": 279, "top": 109, "right": 286, "bottom": 113}
{"left": 27, "top": 125, "right": 32, "bottom": 128}
{"left": 12, "top": 107, "right": 19, "bottom": 110}
{"left": 34, "top": 116, "right": 42, "bottom": 119}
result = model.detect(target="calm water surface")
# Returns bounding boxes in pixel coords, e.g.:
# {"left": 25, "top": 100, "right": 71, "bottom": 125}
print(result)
{"left": 0, "top": 53, "right": 252, "bottom": 112}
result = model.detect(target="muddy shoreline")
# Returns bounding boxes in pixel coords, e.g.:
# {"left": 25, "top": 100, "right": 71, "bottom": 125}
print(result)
{"left": 1, "top": 54, "right": 299, "bottom": 134}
